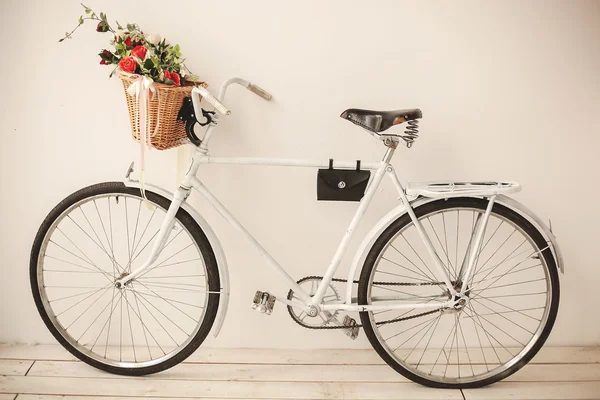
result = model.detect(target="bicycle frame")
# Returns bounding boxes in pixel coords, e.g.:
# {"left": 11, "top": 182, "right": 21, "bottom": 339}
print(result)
{"left": 117, "top": 77, "right": 564, "bottom": 321}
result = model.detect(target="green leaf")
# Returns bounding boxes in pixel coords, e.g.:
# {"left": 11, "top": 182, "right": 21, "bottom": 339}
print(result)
{"left": 78, "top": 15, "right": 84, "bottom": 24}
{"left": 164, "top": 78, "right": 174, "bottom": 85}
{"left": 143, "top": 58, "right": 154, "bottom": 69}
{"left": 116, "top": 20, "right": 123, "bottom": 30}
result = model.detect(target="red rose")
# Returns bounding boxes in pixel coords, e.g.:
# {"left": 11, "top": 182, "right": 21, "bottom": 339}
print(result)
{"left": 119, "top": 56, "right": 137, "bottom": 73}
{"left": 125, "top": 37, "right": 132, "bottom": 47}
{"left": 96, "top": 21, "right": 108, "bottom": 32}
{"left": 100, "top": 59, "right": 109, "bottom": 65}
{"left": 171, "top": 72, "right": 181, "bottom": 86}
{"left": 164, "top": 70, "right": 172, "bottom": 81}
{"left": 131, "top": 45, "right": 147, "bottom": 60}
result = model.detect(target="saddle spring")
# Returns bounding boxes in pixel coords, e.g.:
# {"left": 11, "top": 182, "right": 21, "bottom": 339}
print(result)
{"left": 400, "top": 120, "right": 419, "bottom": 148}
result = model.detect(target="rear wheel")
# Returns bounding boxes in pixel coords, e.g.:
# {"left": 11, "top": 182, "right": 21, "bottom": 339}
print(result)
{"left": 358, "top": 197, "right": 559, "bottom": 388}
{"left": 30, "top": 182, "right": 220, "bottom": 375}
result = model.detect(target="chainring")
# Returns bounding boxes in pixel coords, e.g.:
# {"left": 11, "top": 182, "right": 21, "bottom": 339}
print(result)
{"left": 286, "top": 276, "right": 341, "bottom": 328}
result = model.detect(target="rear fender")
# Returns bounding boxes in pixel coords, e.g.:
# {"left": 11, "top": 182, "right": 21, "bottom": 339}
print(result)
{"left": 345, "top": 193, "right": 564, "bottom": 303}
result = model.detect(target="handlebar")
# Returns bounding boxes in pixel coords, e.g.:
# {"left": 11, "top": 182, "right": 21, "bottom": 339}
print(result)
{"left": 192, "top": 86, "right": 231, "bottom": 116}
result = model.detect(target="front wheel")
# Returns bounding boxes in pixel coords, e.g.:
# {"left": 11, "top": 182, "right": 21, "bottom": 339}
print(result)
{"left": 30, "top": 182, "right": 220, "bottom": 375}
{"left": 358, "top": 197, "right": 560, "bottom": 388}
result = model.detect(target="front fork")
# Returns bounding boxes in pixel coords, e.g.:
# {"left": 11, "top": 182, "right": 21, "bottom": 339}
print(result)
{"left": 116, "top": 185, "right": 191, "bottom": 287}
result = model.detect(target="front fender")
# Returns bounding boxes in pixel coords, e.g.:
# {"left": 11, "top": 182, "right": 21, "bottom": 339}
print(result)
{"left": 345, "top": 194, "right": 564, "bottom": 303}
{"left": 124, "top": 180, "right": 230, "bottom": 338}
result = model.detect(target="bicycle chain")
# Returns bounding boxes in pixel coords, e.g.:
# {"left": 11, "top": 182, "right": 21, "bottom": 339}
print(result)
{"left": 286, "top": 276, "right": 445, "bottom": 330}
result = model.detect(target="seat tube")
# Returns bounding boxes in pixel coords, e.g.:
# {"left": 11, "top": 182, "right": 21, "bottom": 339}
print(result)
{"left": 312, "top": 145, "right": 395, "bottom": 306}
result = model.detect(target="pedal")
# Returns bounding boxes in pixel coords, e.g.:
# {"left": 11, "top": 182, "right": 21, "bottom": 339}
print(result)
{"left": 343, "top": 315, "right": 359, "bottom": 340}
{"left": 251, "top": 291, "right": 276, "bottom": 315}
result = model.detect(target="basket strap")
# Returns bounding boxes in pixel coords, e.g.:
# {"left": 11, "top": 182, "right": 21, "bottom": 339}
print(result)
{"left": 127, "top": 76, "right": 156, "bottom": 209}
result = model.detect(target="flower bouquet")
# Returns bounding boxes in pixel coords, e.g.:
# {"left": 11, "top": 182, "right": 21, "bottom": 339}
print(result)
{"left": 61, "top": 4, "right": 206, "bottom": 150}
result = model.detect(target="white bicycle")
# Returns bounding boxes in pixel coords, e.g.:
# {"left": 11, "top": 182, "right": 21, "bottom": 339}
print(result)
{"left": 30, "top": 77, "right": 562, "bottom": 388}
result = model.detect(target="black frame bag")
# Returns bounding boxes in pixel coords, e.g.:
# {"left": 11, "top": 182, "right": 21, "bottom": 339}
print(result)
{"left": 317, "top": 159, "right": 371, "bottom": 202}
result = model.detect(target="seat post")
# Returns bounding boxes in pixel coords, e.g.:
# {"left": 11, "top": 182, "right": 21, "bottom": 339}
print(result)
{"left": 382, "top": 139, "right": 398, "bottom": 164}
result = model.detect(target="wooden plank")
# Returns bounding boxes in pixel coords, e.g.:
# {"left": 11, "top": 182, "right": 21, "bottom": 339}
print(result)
{"left": 0, "top": 375, "right": 463, "bottom": 399}
{"left": 2, "top": 344, "right": 599, "bottom": 365}
{"left": 26, "top": 360, "right": 600, "bottom": 383}
{"left": 463, "top": 381, "right": 600, "bottom": 400}
{"left": 0, "top": 395, "right": 15, "bottom": 400}
{"left": 0, "top": 359, "right": 34, "bottom": 376}
{"left": 17, "top": 397, "right": 276, "bottom": 400}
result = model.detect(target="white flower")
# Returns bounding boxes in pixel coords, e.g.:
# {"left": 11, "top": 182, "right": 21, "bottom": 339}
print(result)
{"left": 115, "top": 30, "right": 127, "bottom": 40}
{"left": 147, "top": 33, "right": 162, "bottom": 46}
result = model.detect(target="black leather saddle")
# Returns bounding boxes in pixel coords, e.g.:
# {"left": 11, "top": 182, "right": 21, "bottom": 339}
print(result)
{"left": 340, "top": 108, "right": 422, "bottom": 133}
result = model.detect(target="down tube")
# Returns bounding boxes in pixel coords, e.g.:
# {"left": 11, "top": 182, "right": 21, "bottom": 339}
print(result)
{"left": 311, "top": 162, "right": 390, "bottom": 306}
{"left": 189, "top": 176, "right": 310, "bottom": 301}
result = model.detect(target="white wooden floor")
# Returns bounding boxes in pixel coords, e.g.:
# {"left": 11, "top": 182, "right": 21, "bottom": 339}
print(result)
{"left": 0, "top": 345, "right": 599, "bottom": 400}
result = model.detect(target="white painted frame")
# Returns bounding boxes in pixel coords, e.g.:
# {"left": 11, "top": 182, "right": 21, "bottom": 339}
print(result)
{"left": 117, "top": 77, "right": 555, "bottom": 318}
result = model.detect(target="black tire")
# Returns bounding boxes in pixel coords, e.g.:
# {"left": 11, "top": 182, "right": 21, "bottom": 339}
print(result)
{"left": 30, "top": 182, "right": 220, "bottom": 376}
{"left": 358, "top": 197, "right": 560, "bottom": 388}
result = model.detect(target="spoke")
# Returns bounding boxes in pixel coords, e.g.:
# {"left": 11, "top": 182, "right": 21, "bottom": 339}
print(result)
{"left": 104, "top": 286, "right": 117, "bottom": 358}
{"left": 385, "top": 314, "right": 439, "bottom": 342}
{"left": 129, "top": 283, "right": 153, "bottom": 359}
{"left": 90, "top": 288, "right": 121, "bottom": 358}
{"left": 136, "top": 242, "right": 194, "bottom": 279}
{"left": 429, "top": 318, "right": 457, "bottom": 375}
{"left": 93, "top": 200, "right": 119, "bottom": 276}
{"left": 73, "top": 209, "right": 123, "bottom": 273}
{"left": 380, "top": 256, "right": 432, "bottom": 281}
{"left": 455, "top": 210, "right": 459, "bottom": 277}
{"left": 138, "top": 274, "right": 205, "bottom": 280}
{"left": 128, "top": 289, "right": 167, "bottom": 356}
{"left": 471, "top": 263, "right": 542, "bottom": 287}
{"left": 134, "top": 282, "right": 200, "bottom": 323}
{"left": 406, "top": 313, "right": 441, "bottom": 363}
{"left": 129, "top": 288, "right": 205, "bottom": 309}
{"left": 426, "top": 216, "right": 454, "bottom": 279}
{"left": 88, "top": 286, "right": 117, "bottom": 352}
{"left": 134, "top": 289, "right": 190, "bottom": 338}
{"left": 50, "top": 238, "right": 112, "bottom": 282}
{"left": 471, "top": 306, "right": 490, "bottom": 372}
{"left": 441, "top": 212, "right": 453, "bottom": 280}
{"left": 467, "top": 303, "right": 525, "bottom": 347}
{"left": 444, "top": 315, "right": 460, "bottom": 378}
{"left": 415, "top": 314, "right": 442, "bottom": 369}
{"left": 125, "top": 197, "right": 132, "bottom": 272}
{"left": 471, "top": 230, "right": 521, "bottom": 279}
{"left": 468, "top": 242, "right": 536, "bottom": 294}
{"left": 464, "top": 302, "right": 543, "bottom": 322}
{"left": 471, "top": 277, "right": 546, "bottom": 294}
{"left": 64, "top": 286, "right": 112, "bottom": 330}
{"left": 74, "top": 289, "right": 120, "bottom": 342}
{"left": 50, "top": 287, "right": 109, "bottom": 303}
{"left": 399, "top": 234, "right": 439, "bottom": 282}
{"left": 469, "top": 248, "right": 549, "bottom": 297}
{"left": 139, "top": 258, "right": 202, "bottom": 271}
{"left": 392, "top": 316, "right": 439, "bottom": 351}
{"left": 130, "top": 207, "right": 158, "bottom": 257}
{"left": 458, "top": 316, "right": 475, "bottom": 377}
{"left": 55, "top": 283, "right": 112, "bottom": 318}
{"left": 464, "top": 304, "right": 515, "bottom": 359}
{"left": 45, "top": 255, "right": 110, "bottom": 276}
{"left": 469, "top": 298, "right": 536, "bottom": 335}
{"left": 123, "top": 289, "right": 137, "bottom": 362}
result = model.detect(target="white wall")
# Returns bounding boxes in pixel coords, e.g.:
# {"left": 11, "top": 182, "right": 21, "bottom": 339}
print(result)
{"left": 1, "top": 0, "right": 599, "bottom": 348}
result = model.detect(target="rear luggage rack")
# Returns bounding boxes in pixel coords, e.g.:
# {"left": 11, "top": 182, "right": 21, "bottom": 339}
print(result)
{"left": 406, "top": 181, "right": 521, "bottom": 198}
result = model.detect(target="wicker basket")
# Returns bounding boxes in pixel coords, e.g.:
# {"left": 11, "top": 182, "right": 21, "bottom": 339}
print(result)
{"left": 119, "top": 72, "right": 206, "bottom": 150}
